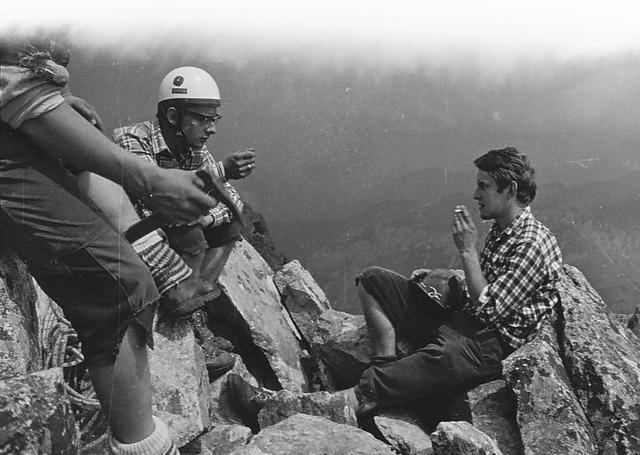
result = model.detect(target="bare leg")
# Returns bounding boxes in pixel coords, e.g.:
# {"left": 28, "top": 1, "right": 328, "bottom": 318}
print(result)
{"left": 88, "top": 323, "right": 154, "bottom": 443}
{"left": 76, "top": 171, "right": 140, "bottom": 233}
{"left": 357, "top": 283, "right": 396, "bottom": 358}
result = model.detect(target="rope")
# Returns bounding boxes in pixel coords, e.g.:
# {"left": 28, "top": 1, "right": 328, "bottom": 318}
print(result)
{"left": 39, "top": 296, "right": 105, "bottom": 445}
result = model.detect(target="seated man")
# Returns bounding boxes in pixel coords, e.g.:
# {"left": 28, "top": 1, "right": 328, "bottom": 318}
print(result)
{"left": 354, "top": 147, "right": 563, "bottom": 417}
{"left": 227, "top": 147, "right": 563, "bottom": 432}
{"left": 113, "top": 66, "right": 255, "bottom": 295}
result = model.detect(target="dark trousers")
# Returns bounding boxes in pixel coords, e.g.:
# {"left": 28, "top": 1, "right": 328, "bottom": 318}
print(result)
{"left": 356, "top": 266, "right": 508, "bottom": 408}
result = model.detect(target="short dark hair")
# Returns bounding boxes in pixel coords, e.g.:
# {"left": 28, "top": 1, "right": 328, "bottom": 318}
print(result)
{"left": 473, "top": 147, "right": 536, "bottom": 204}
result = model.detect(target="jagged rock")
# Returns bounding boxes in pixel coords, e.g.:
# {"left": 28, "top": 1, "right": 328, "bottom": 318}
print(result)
{"left": 273, "top": 259, "right": 331, "bottom": 341}
{"left": 228, "top": 413, "right": 396, "bottom": 455}
{"left": 258, "top": 389, "right": 357, "bottom": 428}
{"left": 150, "top": 317, "right": 210, "bottom": 447}
{"left": 310, "top": 309, "right": 371, "bottom": 389}
{"left": 0, "top": 367, "right": 79, "bottom": 454}
{"left": 430, "top": 421, "right": 502, "bottom": 455}
{"left": 188, "top": 424, "right": 253, "bottom": 455}
{"left": 559, "top": 265, "right": 640, "bottom": 453}
{"left": 217, "top": 240, "right": 307, "bottom": 392}
{"left": 629, "top": 306, "right": 640, "bottom": 339}
{"left": 374, "top": 412, "right": 433, "bottom": 455}
{"left": 0, "top": 248, "right": 41, "bottom": 379}
{"left": 466, "top": 380, "right": 523, "bottom": 455}
{"left": 503, "top": 330, "right": 597, "bottom": 454}
{"left": 241, "top": 202, "right": 287, "bottom": 272}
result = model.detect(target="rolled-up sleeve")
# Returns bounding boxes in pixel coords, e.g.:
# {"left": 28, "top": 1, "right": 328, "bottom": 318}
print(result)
{"left": 0, "top": 66, "right": 65, "bottom": 129}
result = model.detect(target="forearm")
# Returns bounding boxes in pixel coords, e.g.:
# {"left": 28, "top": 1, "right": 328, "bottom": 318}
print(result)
{"left": 20, "top": 103, "right": 154, "bottom": 199}
{"left": 460, "top": 249, "right": 487, "bottom": 306}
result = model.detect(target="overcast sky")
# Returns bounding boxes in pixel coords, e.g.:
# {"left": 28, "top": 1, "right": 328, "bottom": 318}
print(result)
{"left": 5, "top": 0, "right": 640, "bottom": 71}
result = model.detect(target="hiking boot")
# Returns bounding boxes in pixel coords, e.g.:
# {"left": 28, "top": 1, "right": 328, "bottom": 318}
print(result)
{"left": 206, "top": 352, "right": 236, "bottom": 382}
{"left": 227, "top": 374, "right": 273, "bottom": 433}
{"left": 160, "top": 275, "right": 218, "bottom": 320}
{"left": 353, "top": 385, "right": 378, "bottom": 420}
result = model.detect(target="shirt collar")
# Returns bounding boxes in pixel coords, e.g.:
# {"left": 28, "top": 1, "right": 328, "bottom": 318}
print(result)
{"left": 490, "top": 206, "right": 532, "bottom": 238}
{"left": 150, "top": 119, "right": 209, "bottom": 158}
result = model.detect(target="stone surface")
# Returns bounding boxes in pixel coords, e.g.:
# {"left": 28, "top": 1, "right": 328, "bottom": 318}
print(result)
{"left": 503, "top": 334, "right": 597, "bottom": 455}
{"left": 209, "top": 356, "right": 258, "bottom": 428}
{"left": 150, "top": 317, "right": 210, "bottom": 447}
{"left": 431, "top": 421, "right": 503, "bottom": 455}
{"left": 0, "top": 367, "right": 79, "bottom": 454}
{"left": 374, "top": 412, "right": 433, "bottom": 455}
{"left": 559, "top": 265, "right": 640, "bottom": 454}
{"left": 310, "top": 309, "right": 371, "bottom": 389}
{"left": 218, "top": 240, "right": 307, "bottom": 392}
{"left": 0, "top": 247, "right": 41, "bottom": 379}
{"left": 273, "top": 260, "right": 331, "bottom": 340}
{"left": 258, "top": 389, "right": 357, "bottom": 429}
{"left": 229, "top": 413, "right": 396, "bottom": 455}
{"left": 196, "top": 424, "right": 253, "bottom": 455}
{"left": 628, "top": 306, "right": 640, "bottom": 339}
{"left": 467, "top": 380, "right": 523, "bottom": 455}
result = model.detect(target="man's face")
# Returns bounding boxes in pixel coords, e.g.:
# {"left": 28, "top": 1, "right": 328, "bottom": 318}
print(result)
{"left": 180, "top": 105, "right": 221, "bottom": 149}
{"left": 473, "top": 170, "right": 512, "bottom": 220}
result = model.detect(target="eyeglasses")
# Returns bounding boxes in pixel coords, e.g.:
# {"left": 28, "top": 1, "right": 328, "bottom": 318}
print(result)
{"left": 187, "top": 110, "right": 222, "bottom": 128}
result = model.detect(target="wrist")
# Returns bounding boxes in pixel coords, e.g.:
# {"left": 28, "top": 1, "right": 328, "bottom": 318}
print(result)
{"left": 122, "top": 159, "right": 157, "bottom": 200}
{"left": 459, "top": 249, "right": 478, "bottom": 261}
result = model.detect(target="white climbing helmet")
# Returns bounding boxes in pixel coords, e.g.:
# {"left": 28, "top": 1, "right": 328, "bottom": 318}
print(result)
{"left": 158, "top": 66, "right": 221, "bottom": 106}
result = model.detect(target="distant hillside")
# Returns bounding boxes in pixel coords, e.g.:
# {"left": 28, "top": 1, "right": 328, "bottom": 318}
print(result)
{"left": 273, "top": 167, "right": 640, "bottom": 314}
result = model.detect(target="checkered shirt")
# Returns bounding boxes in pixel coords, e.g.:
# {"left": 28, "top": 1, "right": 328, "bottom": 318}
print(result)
{"left": 113, "top": 120, "right": 243, "bottom": 226}
{"left": 465, "top": 206, "right": 563, "bottom": 350}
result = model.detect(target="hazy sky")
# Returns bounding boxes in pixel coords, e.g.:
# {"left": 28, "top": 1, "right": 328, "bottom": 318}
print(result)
{"left": 4, "top": 1, "right": 640, "bottom": 225}
{"left": 5, "top": 0, "right": 640, "bottom": 71}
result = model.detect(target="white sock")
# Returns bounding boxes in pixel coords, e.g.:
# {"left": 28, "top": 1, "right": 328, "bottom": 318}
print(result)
{"left": 108, "top": 416, "right": 179, "bottom": 455}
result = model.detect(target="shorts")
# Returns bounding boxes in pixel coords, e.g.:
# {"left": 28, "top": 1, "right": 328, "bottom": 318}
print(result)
{"left": 0, "top": 123, "right": 159, "bottom": 367}
{"left": 355, "top": 266, "right": 509, "bottom": 407}
{"left": 163, "top": 219, "right": 242, "bottom": 255}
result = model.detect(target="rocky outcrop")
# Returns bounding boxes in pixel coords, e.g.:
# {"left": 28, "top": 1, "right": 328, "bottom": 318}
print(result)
{"left": 0, "top": 367, "right": 79, "bottom": 454}
{"left": 4, "top": 226, "right": 640, "bottom": 455}
{"left": 217, "top": 240, "right": 308, "bottom": 392}
{"left": 558, "top": 265, "right": 640, "bottom": 454}
{"left": 503, "top": 329, "right": 597, "bottom": 454}
{"left": 0, "top": 246, "right": 42, "bottom": 379}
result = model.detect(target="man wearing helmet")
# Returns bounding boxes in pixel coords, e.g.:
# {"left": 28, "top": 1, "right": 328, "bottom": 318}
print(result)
{"left": 111, "top": 67, "right": 256, "bottom": 378}
{"left": 114, "top": 66, "right": 255, "bottom": 294}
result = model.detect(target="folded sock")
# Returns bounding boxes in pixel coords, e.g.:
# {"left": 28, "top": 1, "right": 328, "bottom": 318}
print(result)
{"left": 108, "top": 416, "right": 179, "bottom": 455}
{"left": 131, "top": 231, "right": 192, "bottom": 294}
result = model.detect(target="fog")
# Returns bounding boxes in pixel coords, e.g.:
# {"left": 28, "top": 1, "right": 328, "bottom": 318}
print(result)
{"left": 4, "top": 0, "right": 640, "bottom": 236}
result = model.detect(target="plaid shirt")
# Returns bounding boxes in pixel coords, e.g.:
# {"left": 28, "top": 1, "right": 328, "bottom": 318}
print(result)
{"left": 464, "top": 206, "right": 563, "bottom": 350}
{"left": 113, "top": 120, "right": 243, "bottom": 226}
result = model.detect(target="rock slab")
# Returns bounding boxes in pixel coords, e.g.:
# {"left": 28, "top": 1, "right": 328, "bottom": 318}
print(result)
{"left": 431, "top": 421, "right": 503, "bottom": 455}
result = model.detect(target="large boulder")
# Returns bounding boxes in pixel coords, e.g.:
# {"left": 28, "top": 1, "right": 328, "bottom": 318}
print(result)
{"left": 150, "top": 317, "right": 210, "bottom": 447}
{"left": 0, "top": 247, "right": 42, "bottom": 379}
{"left": 309, "top": 309, "right": 371, "bottom": 389}
{"left": 430, "top": 421, "right": 502, "bottom": 455}
{"left": 0, "top": 367, "right": 79, "bottom": 454}
{"left": 466, "top": 380, "right": 523, "bottom": 455}
{"left": 228, "top": 413, "right": 396, "bottom": 455}
{"left": 217, "top": 240, "right": 307, "bottom": 392}
{"left": 559, "top": 265, "right": 640, "bottom": 453}
{"left": 273, "top": 260, "right": 331, "bottom": 341}
{"left": 374, "top": 413, "right": 433, "bottom": 455}
{"left": 503, "top": 327, "right": 597, "bottom": 455}
{"left": 258, "top": 389, "right": 357, "bottom": 429}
